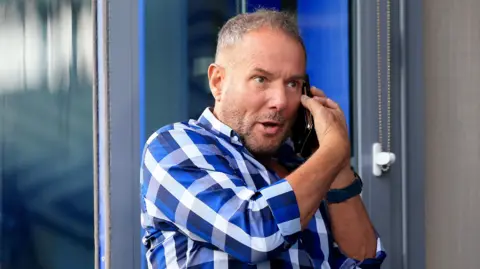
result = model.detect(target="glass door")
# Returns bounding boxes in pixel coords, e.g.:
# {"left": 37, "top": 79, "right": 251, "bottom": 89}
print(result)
{"left": 0, "top": 1, "right": 95, "bottom": 269}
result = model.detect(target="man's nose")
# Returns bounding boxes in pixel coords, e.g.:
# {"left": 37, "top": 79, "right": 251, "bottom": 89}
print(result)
{"left": 268, "top": 86, "right": 288, "bottom": 111}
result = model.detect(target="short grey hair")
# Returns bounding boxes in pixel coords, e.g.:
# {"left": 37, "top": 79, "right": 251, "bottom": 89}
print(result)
{"left": 215, "top": 9, "right": 306, "bottom": 61}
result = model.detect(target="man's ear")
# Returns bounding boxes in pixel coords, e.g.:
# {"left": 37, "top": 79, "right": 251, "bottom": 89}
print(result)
{"left": 208, "top": 63, "right": 223, "bottom": 102}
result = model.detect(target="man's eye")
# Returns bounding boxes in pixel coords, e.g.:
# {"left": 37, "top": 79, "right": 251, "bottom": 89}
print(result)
{"left": 288, "top": 80, "right": 303, "bottom": 90}
{"left": 287, "top": 81, "right": 298, "bottom": 88}
{"left": 254, "top": 76, "right": 266, "bottom": 83}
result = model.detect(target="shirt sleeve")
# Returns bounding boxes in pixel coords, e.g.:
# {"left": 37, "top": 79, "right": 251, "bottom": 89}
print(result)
{"left": 141, "top": 128, "right": 302, "bottom": 264}
{"left": 330, "top": 235, "right": 387, "bottom": 268}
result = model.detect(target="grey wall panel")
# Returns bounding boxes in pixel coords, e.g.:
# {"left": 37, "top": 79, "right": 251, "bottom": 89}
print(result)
{"left": 424, "top": 0, "right": 480, "bottom": 268}
{"left": 404, "top": 0, "right": 426, "bottom": 268}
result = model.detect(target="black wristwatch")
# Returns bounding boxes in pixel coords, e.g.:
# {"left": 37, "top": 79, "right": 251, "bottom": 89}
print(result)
{"left": 326, "top": 171, "right": 363, "bottom": 204}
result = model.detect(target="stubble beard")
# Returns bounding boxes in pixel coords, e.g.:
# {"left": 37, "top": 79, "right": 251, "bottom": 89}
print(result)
{"left": 222, "top": 107, "right": 290, "bottom": 158}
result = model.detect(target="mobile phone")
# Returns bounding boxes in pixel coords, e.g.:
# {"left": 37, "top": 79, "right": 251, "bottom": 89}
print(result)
{"left": 291, "top": 75, "right": 318, "bottom": 158}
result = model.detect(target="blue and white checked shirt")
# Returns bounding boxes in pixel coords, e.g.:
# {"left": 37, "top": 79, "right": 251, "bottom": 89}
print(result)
{"left": 141, "top": 108, "right": 386, "bottom": 268}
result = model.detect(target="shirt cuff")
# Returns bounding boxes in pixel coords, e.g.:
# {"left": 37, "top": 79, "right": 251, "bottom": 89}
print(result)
{"left": 341, "top": 237, "right": 387, "bottom": 268}
{"left": 259, "top": 179, "right": 302, "bottom": 247}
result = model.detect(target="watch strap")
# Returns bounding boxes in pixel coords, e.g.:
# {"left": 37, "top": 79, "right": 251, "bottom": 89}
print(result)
{"left": 326, "top": 172, "right": 363, "bottom": 203}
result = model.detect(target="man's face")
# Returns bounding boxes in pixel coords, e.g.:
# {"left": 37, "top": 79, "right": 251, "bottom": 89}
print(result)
{"left": 212, "top": 27, "right": 306, "bottom": 157}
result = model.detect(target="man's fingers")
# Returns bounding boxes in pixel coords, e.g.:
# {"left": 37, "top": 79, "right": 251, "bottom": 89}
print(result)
{"left": 312, "top": 96, "right": 328, "bottom": 107}
{"left": 325, "top": 98, "right": 340, "bottom": 109}
{"left": 313, "top": 96, "right": 339, "bottom": 109}
{"left": 310, "top": 86, "right": 326, "bottom": 97}
{"left": 309, "top": 87, "right": 340, "bottom": 110}
{"left": 301, "top": 95, "right": 342, "bottom": 116}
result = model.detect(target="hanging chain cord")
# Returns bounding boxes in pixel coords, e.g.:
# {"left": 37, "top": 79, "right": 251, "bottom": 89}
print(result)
{"left": 376, "top": 0, "right": 392, "bottom": 171}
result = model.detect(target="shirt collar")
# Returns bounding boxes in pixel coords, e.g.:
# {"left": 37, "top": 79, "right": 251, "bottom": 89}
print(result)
{"left": 196, "top": 107, "right": 243, "bottom": 146}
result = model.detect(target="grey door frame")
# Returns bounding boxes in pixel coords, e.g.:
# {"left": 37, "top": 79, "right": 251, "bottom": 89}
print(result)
{"left": 94, "top": 0, "right": 142, "bottom": 269}
{"left": 93, "top": 0, "right": 426, "bottom": 268}
{"left": 352, "top": 0, "right": 425, "bottom": 268}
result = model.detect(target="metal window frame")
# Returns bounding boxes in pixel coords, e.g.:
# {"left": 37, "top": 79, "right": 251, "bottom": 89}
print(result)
{"left": 352, "top": 0, "right": 425, "bottom": 268}
{"left": 94, "top": 0, "right": 141, "bottom": 269}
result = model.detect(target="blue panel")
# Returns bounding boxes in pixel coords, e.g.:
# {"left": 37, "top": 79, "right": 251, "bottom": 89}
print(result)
{"left": 247, "top": 0, "right": 281, "bottom": 11}
{"left": 297, "top": 0, "right": 351, "bottom": 133}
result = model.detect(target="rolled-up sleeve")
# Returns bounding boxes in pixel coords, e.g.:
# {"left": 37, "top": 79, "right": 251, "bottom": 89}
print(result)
{"left": 330, "top": 236, "right": 387, "bottom": 268}
{"left": 141, "top": 128, "right": 302, "bottom": 264}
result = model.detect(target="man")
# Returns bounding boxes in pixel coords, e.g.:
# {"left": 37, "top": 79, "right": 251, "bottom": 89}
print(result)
{"left": 141, "top": 10, "right": 386, "bottom": 268}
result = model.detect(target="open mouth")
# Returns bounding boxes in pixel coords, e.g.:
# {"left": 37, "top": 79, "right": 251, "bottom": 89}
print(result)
{"left": 259, "top": 121, "right": 283, "bottom": 135}
{"left": 262, "top": 122, "right": 279, "bottom": 127}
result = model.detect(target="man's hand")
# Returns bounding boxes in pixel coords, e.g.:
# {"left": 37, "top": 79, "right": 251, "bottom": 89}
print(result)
{"left": 300, "top": 86, "right": 350, "bottom": 168}
{"left": 285, "top": 86, "right": 352, "bottom": 229}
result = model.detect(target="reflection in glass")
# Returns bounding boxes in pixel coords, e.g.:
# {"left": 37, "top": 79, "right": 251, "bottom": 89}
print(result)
{"left": 0, "top": 1, "right": 94, "bottom": 269}
{"left": 143, "top": 0, "right": 239, "bottom": 133}
{"left": 187, "top": 0, "right": 239, "bottom": 119}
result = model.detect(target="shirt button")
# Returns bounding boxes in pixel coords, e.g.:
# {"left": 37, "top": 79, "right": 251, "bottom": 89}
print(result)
{"left": 232, "top": 136, "right": 239, "bottom": 142}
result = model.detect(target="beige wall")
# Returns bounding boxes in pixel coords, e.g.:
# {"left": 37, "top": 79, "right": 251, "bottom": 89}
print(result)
{"left": 424, "top": 0, "right": 480, "bottom": 268}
